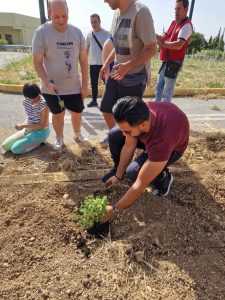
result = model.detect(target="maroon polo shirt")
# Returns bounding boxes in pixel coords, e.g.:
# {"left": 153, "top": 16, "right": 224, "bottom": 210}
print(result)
{"left": 138, "top": 101, "right": 189, "bottom": 162}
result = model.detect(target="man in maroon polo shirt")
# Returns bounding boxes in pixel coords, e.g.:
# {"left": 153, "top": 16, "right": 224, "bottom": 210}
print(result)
{"left": 101, "top": 96, "right": 189, "bottom": 221}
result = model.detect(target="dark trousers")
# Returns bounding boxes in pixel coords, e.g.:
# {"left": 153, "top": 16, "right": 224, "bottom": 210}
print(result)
{"left": 90, "top": 65, "right": 103, "bottom": 101}
{"left": 108, "top": 126, "right": 182, "bottom": 185}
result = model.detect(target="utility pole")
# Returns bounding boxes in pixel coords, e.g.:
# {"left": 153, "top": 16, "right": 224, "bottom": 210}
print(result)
{"left": 39, "top": 0, "right": 46, "bottom": 24}
{"left": 189, "top": 0, "right": 195, "bottom": 20}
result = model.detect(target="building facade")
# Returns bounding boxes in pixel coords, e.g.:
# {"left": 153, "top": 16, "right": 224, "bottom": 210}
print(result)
{"left": 0, "top": 13, "right": 40, "bottom": 46}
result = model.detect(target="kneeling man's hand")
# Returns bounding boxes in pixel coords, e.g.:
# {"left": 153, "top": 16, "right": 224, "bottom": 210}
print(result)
{"left": 105, "top": 176, "right": 120, "bottom": 187}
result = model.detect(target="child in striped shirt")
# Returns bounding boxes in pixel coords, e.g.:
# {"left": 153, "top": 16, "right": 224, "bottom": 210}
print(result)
{"left": 1, "top": 83, "right": 50, "bottom": 154}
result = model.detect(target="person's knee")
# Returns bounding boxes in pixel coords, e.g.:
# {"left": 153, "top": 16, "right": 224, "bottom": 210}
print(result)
{"left": 126, "top": 162, "right": 139, "bottom": 181}
{"left": 108, "top": 126, "right": 123, "bottom": 143}
{"left": 11, "top": 144, "right": 23, "bottom": 155}
{"left": 53, "top": 110, "right": 65, "bottom": 119}
{"left": 1, "top": 141, "right": 11, "bottom": 152}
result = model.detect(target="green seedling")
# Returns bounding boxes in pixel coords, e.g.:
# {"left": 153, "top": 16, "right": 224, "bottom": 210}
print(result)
{"left": 79, "top": 194, "right": 108, "bottom": 229}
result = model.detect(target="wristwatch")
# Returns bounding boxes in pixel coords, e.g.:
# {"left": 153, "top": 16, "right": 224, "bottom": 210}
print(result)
{"left": 112, "top": 204, "right": 120, "bottom": 214}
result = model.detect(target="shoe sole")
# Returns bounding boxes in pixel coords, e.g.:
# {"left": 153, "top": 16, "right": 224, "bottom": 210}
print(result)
{"left": 163, "top": 174, "right": 174, "bottom": 197}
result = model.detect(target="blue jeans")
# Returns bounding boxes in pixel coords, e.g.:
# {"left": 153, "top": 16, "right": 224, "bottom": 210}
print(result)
{"left": 155, "top": 62, "right": 182, "bottom": 102}
{"left": 108, "top": 126, "right": 182, "bottom": 183}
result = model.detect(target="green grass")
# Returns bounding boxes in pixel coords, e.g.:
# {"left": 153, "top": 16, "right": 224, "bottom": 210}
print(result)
{"left": 0, "top": 54, "right": 225, "bottom": 89}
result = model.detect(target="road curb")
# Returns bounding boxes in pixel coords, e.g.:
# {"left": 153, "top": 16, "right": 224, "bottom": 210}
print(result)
{"left": 0, "top": 83, "right": 225, "bottom": 97}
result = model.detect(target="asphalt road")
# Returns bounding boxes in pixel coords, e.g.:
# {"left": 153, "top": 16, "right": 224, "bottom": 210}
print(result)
{"left": 0, "top": 92, "right": 225, "bottom": 145}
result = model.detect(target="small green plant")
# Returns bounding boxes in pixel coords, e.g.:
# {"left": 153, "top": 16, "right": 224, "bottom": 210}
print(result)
{"left": 0, "top": 39, "right": 8, "bottom": 45}
{"left": 79, "top": 194, "right": 108, "bottom": 229}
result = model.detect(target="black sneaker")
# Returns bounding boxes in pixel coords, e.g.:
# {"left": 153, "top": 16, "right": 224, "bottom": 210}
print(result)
{"left": 153, "top": 170, "right": 173, "bottom": 197}
{"left": 87, "top": 99, "right": 98, "bottom": 107}
{"left": 102, "top": 168, "right": 116, "bottom": 183}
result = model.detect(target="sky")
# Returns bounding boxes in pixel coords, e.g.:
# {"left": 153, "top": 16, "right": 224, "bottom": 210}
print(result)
{"left": 0, "top": 0, "right": 225, "bottom": 40}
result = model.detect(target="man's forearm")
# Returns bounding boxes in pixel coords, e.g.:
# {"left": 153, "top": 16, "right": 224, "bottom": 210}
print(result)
{"left": 114, "top": 159, "right": 167, "bottom": 211}
{"left": 33, "top": 61, "right": 49, "bottom": 86}
{"left": 104, "top": 49, "right": 115, "bottom": 66}
{"left": 126, "top": 43, "right": 157, "bottom": 70}
{"left": 115, "top": 180, "right": 145, "bottom": 210}
{"left": 163, "top": 40, "right": 184, "bottom": 50}
{"left": 80, "top": 61, "right": 88, "bottom": 88}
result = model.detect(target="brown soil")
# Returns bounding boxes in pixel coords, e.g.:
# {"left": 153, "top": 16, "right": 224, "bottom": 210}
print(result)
{"left": 0, "top": 133, "right": 225, "bottom": 300}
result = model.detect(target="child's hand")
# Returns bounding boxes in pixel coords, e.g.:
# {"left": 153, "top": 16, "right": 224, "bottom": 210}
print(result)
{"left": 15, "top": 124, "right": 24, "bottom": 131}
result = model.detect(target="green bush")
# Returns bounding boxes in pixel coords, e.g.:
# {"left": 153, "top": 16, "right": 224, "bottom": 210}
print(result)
{"left": 0, "top": 39, "right": 8, "bottom": 45}
{"left": 208, "top": 82, "right": 223, "bottom": 88}
{"left": 19, "top": 70, "right": 37, "bottom": 81}
{"left": 79, "top": 194, "right": 108, "bottom": 229}
{"left": 198, "top": 49, "right": 225, "bottom": 60}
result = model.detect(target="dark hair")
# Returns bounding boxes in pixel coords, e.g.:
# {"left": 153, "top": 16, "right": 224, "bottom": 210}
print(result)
{"left": 90, "top": 14, "right": 100, "bottom": 22}
{"left": 23, "top": 83, "right": 41, "bottom": 99}
{"left": 112, "top": 97, "right": 150, "bottom": 126}
{"left": 176, "top": 0, "right": 189, "bottom": 9}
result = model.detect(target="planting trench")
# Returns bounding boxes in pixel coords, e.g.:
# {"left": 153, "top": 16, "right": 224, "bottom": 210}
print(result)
{"left": 0, "top": 134, "right": 224, "bottom": 299}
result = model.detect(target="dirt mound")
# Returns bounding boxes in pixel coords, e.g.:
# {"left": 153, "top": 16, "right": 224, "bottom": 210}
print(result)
{"left": 0, "top": 133, "right": 224, "bottom": 299}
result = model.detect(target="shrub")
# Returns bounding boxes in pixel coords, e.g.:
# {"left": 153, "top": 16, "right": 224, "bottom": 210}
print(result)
{"left": 0, "top": 39, "right": 8, "bottom": 45}
{"left": 199, "top": 49, "right": 225, "bottom": 60}
{"left": 79, "top": 194, "right": 108, "bottom": 229}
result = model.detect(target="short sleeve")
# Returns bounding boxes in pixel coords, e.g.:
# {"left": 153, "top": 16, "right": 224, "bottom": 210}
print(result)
{"left": 178, "top": 23, "right": 193, "bottom": 41}
{"left": 38, "top": 99, "right": 47, "bottom": 112}
{"left": 135, "top": 6, "right": 156, "bottom": 45}
{"left": 80, "top": 31, "right": 86, "bottom": 50}
{"left": 32, "top": 28, "right": 46, "bottom": 56}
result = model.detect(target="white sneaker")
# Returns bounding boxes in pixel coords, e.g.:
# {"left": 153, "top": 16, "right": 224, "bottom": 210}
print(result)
{"left": 53, "top": 136, "right": 64, "bottom": 150}
{"left": 74, "top": 132, "right": 88, "bottom": 142}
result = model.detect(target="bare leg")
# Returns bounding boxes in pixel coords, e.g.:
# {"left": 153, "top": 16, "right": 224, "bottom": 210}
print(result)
{"left": 71, "top": 111, "right": 82, "bottom": 133}
{"left": 52, "top": 111, "right": 65, "bottom": 137}
{"left": 103, "top": 112, "right": 116, "bottom": 130}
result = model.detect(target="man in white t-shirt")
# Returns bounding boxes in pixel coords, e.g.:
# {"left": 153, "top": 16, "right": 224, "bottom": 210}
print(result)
{"left": 155, "top": 0, "right": 193, "bottom": 102}
{"left": 32, "top": 0, "right": 88, "bottom": 150}
{"left": 86, "top": 14, "right": 109, "bottom": 107}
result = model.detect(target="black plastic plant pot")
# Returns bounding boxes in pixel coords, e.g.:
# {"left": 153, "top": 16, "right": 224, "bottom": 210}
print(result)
{"left": 87, "top": 221, "right": 110, "bottom": 239}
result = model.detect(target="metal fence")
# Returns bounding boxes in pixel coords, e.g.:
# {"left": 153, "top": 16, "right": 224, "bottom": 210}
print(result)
{"left": 185, "top": 54, "right": 225, "bottom": 61}
{"left": 0, "top": 45, "right": 32, "bottom": 53}
{"left": 0, "top": 45, "right": 224, "bottom": 61}
{"left": 153, "top": 53, "right": 225, "bottom": 61}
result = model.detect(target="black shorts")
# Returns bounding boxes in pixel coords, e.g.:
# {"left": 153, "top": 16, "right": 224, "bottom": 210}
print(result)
{"left": 42, "top": 93, "right": 84, "bottom": 114}
{"left": 100, "top": 77, "right": 145, "bottom": 113}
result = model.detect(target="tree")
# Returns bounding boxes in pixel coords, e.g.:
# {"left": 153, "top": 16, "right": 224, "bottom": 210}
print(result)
{"left": 208, "top": 36, "right": 213, "bottom": 49}
{"left": 217, "top": 28, "right": 225, "bottom": 51}
{"left": 215, "top": 28, "right": 221, "bottom": 45}
{"left": 187, "top": 32, "right": 206, "bottom": 54}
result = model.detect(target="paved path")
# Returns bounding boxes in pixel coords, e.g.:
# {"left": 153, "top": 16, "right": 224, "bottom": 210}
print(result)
{"left": 0, "top": 93, "right": 225, "bottom": 145}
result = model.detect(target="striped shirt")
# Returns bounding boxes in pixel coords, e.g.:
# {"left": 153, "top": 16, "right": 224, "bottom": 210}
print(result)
{"left": 23, "top": 97, "right": 49, "bottom": 129}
